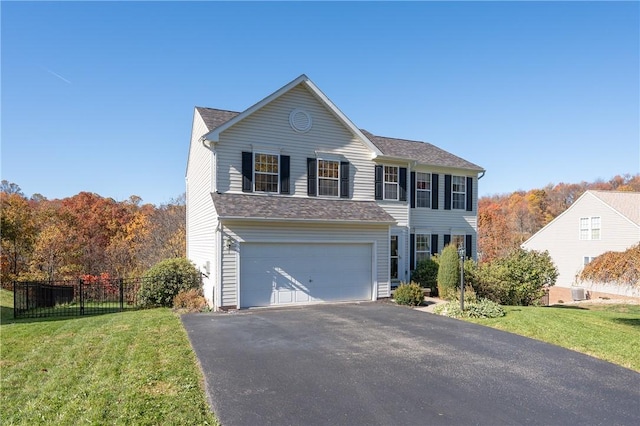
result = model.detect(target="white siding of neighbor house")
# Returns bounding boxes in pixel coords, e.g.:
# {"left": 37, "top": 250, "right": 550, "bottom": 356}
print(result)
{"left": 218, "top": 221, "right": 390, "bottom": 307}
{"left": 409, "top": 169, "right": 480, "bottom": 258}
{"left": 522, "top": 192, "right": 640, "bottom": 288}
{"left": 214, "top": 85, "right": 377, "bottom": 201}
{"left": 186, "top": 110, "right": 217, "bottom": 304}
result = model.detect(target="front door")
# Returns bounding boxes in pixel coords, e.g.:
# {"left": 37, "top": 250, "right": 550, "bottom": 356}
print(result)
{"left": 390, "top": 231, "right": 406, "bottom": 285}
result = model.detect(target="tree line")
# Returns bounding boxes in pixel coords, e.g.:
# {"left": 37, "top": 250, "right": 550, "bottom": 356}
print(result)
{"left": 2, "top": 173, "right": 638, "bottom": 287}
{"left": 1, "top": 181, "right": 185, "bottom": 287}
{"left": 477, "top": 174, "right": 640, "bottom": 262}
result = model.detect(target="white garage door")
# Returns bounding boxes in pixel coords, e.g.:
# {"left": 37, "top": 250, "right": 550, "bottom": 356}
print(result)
{"left": 240, "top": 243, "right": 373, "bottom": 308}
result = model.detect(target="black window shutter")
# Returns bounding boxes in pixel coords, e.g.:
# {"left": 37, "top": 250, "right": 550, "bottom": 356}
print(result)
{"left": 444, "top": 174, "right": 452, "bottom": 210}
{"left": 431, "top": 174, "right": 439, "bottom": 210}
{"left": 410, "top": 172, "right": 416, "bottom": 208}
{"left": 399, "top": 167, "right": 407, "bottom": 201}
{"left": 307, "top": 158, "right": 317, "bottom": 196}
{"left": 431, "top": 234, "right": 439, "bottom": 255}
{"left": 444, "top": 234, "right": 451, "bottom": 247}
{"left": 410, "top": 233, "right": 415, "bottom": 270}
{"left": 465, "top": 234, "right": 473, "bottom": 258}
{"left": 241, "top": 151, "right": 253, "bottom": 193}
{"left": 374, "top": 165, "right": 383, "bottom": 200}
{"left": 340, "top": 161, "right": 350, "bottom": 199}
{"left": 280, "top": 155, "right": 290, "bottom": 194}
{"left": 466, "top": 177, "right": 473, "bottom": 211}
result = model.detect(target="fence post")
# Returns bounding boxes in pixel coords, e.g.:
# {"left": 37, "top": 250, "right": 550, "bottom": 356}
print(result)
{"left": 119, "top": 278, "right": 124, "bottom": 311}
{"left": 13, "top": 281, "right": 16, "bottom": 319}
{"left": 79, "top": 278, "right": 84, "bottom": 315}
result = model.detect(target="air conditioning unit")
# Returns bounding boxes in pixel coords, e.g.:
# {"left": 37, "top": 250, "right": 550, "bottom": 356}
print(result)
{"left": 571, "top": 287, "right": 586, "bottom": 301}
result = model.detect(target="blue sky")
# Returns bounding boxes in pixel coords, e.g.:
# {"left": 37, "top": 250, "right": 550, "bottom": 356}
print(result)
{"left": 2, "top": 1, "right": 638, "bottom": 205}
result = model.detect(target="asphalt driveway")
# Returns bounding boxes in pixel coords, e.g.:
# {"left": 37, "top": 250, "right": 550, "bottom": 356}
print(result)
{"left": 181, "top": 302, "right": 640, "bottom": 426}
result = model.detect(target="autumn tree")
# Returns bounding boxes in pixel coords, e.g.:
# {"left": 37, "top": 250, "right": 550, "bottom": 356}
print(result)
{"left": 0, "top": 186, "right": 35, "bottom": 285}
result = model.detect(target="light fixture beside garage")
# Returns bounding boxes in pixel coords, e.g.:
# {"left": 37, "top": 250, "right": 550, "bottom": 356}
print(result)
{"left": 289, "top": 108, "right": 312, "bottom": 133}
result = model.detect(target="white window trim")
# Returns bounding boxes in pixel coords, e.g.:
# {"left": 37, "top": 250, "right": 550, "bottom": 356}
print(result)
{"left": 253, "top": 152, "right": 280, "bottom": 193}
{"left": 384, "top": 166, "right": 399, "bottom": 201}
{"left": 579, "top": 216, "right": 601, "bottom": 240}
{"left": 317, "top": 159, "right": 340, "bottom": 198}
{"left": 415, "top": 233, "right": 431, "bottom": 268}
{"left": 452, "top": 175, "right": 466, "bottom": 210}
{"left": 415, "top": 172, "right": 431, "bottom": 208}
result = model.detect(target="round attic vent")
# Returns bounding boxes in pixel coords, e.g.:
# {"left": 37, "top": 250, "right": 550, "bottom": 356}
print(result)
{"left": 289, "top": 108, "right": 312, "bottom": 133}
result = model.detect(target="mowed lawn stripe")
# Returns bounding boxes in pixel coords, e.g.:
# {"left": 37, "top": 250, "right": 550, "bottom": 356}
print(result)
{"left": 1, "top": 298, "right": 218, "bottom": 425}
{"left": 466, "top": 304, "right": 640, "bottom": 372}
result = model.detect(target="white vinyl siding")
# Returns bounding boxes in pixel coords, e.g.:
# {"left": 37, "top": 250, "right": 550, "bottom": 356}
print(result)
{"left": 410, "top": 171, "right": 478, "bottom": 258}
{"left": 186, "top": 111, "right": 217, "bottom": 305}
{"left": 219, "top": 221, "right": 390, "bottom": 307}
{"left": 214, "top": 85, "right": 376, "bottom": 200}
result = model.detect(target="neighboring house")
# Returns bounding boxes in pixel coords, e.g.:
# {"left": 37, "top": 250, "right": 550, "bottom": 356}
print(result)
{"left": 186, "top": 75, "right": 484, "bottom": 310}
{"left": 522, "top": 190, "right": 640, "bottom": 289}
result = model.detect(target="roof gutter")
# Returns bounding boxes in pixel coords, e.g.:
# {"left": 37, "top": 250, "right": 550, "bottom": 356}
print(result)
{"left": 218, "top": 217, "right": 396, "bottom": 226}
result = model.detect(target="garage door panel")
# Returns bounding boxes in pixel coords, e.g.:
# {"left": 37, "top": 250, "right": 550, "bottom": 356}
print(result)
{"left": 240, "top": 243, "right": 372, "bottom": 308}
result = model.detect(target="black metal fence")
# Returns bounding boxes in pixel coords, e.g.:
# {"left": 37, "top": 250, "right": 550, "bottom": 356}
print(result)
{"left": 13, "top": 277, "right": 146, "bottom": 319}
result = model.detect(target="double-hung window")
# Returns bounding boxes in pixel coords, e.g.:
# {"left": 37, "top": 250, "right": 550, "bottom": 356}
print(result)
{"left": 416, "top": 172, "right": 431, "bottom": 208}
{"left": 254, "top": 153, "right": 279, "bottom": 193}
{"left": 318, "top": 160, "right": 339, "bottom": 197}
{"left": 384, "top": 166, "right": 399, "bottom": 200}
{"left": 452, "top": 234, "right": 465, "bottom": 250}
{"left": 452, "top": 176, "right": 466, "bottom": 210}
{"left": 580, "top": 217, "right": 601, "bottom": 240}
{"left": 415, "top": 234, "right": 431, "bottom": 266}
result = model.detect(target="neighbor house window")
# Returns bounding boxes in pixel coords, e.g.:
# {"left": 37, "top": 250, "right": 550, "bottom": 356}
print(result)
{"left": 318, "top": 160, "right": 339, "bottom": 197}
{"left": 384, "top": 166, "right": 399, "bottom": 200}
{"left": 415, "top": 234, "right": 431, "bottom": 266}
{"left": 416, "top": 173, "right": 431, "bottom": 208}
{"left": 579, "top": 217, "right": 601, "bottom": 240}
{"left": 583, "top": 256, "right": 596, "bottom": 265}
{"left": 254, "top": 153, "right": 279, "bottom": 193}
{"left": 452, "top": 176, "right": 466, "bottom": 209}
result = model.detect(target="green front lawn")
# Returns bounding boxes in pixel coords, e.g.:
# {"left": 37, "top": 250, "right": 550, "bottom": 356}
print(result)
{"left": 0, "top": 289, "right": 218, "bottom": 425}
{"left": 466, "top": 303, "right": 640, "bottom": 372}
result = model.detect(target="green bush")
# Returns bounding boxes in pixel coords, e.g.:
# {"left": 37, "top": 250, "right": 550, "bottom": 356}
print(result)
{"left": 394, "top": 282, "right": 424, "bottom": 306}
{"left": 433, "top": 298, "right": 505, "bottom": 319}
{"left": 474, "top": 248, "right": 558, "bottom": 306}
{"left": 437, "top": 244, "right": 461, "bottom": 300}
{"left": 411, "top": 258, "right": 439, "bottom": 295}
{"left": 138, "top": 258, "right": 201, "bottom": 308}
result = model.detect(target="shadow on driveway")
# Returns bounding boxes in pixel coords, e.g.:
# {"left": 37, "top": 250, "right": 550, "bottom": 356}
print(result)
{"left": 182, "top": 302, "right": 640, "bottom": 426}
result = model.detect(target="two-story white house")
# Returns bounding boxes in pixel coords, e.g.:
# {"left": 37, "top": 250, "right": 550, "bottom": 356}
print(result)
{"left": 186, "top": 75, "right": 484, "bottom": 310}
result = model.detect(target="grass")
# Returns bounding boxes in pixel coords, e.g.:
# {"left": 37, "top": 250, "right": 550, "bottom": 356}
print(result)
{"left": 465, "top": 303, "right": 640, "bottom": 372}
{"left": 0, "top": 289, "right": 219, "bottom": 425}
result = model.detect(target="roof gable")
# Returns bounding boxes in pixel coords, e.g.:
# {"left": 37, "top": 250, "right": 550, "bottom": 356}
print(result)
{"left": 201, "top": 74, "right": 382, "bottom": 156}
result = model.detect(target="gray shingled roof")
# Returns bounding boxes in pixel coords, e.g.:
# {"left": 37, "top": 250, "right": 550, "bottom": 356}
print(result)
{"left": 361, "top": 130, "right": 484, "bottom": 171}
{"left": 212, "top": 193, "right": 395, "bottom": 223}
{"left": 195, "top": 108, "right": 483, "bottom": 171}
{"left": 196, "top": 107, "right": 239, "bottom": 132}
{"left": 590, "top": 190, "right": 640, "bottom": 226}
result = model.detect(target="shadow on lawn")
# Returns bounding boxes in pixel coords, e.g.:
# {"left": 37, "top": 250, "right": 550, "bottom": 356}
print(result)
{"left": 549, "top": 304, "right": 589, "bottom": 310}
{"left": 612, "top": 317, "right": 640, "bottom": 328}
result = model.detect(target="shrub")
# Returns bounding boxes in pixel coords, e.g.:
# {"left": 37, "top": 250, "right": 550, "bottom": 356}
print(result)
{"left": 394, "top": 282, "right": 424, "bottom": 306}
{"left": 173, "top": 288, "right": 209, "bottom": 313}
{"left": 474, "top": 248, "right": 558, "bottom": 306}
{"left": 411, "top": 258, "right": 439, "bottom": 295}
{"left": 437, "top": 244, "right": 461, "bottom": 300}
{"left": 138, "top": 258, "right": 201, "bottom": 308}
{"left": 433, "top": 298, "right": 505, "bottom": 319}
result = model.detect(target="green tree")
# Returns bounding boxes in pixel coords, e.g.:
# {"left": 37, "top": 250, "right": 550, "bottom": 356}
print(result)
{"left": 437, "top": 244, "right": 460, "bottom": 300}
{"left": 411, "top": 258, "right": 439, "bottom": 296}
